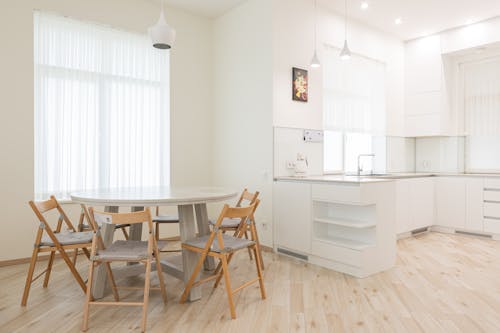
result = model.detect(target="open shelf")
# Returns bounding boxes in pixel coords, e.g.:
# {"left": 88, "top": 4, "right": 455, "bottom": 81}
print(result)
{"left": 312, "top": 236, "right": 373, "bottom": 250}
{"left": 314, "top": 217, "right": 376, "bottom": 229}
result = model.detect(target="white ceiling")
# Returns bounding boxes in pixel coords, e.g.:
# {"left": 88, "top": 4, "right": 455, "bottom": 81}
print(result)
{"left": 320, "top": 0, "right": 500, "bottom": 41}
{"left": 162, "top": 0, "right": 246, "bottom": 18}
{"left": 159, "top": 0, "right": 500, "bottom": 41}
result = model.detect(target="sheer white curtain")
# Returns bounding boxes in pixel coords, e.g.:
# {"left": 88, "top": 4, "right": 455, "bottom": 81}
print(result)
{"left": 323, "top": 46, "right": 386, "bottom": 174}
{"left": 34, "top": 11, "right": 170, "bottom": 199}
{"left": 323, "top": 45, "right": 386, "bottom": 135}
{"left": 462, "top": 56, "right": 500, "bottom": 172}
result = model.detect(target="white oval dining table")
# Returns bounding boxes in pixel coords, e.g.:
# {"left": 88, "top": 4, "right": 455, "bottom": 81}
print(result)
{"left": 71, "top": 186, "right": 238, "bottom": 301}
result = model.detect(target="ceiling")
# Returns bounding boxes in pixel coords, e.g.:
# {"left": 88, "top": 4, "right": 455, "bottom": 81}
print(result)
{"left": 159, "top": 0, "right": 500, "bottom": 41}
{"left": 319, "top": 0, "right": 500, "bottom": 41}
{"left": 162, "top": 0, "right": 247, "bottom": 18}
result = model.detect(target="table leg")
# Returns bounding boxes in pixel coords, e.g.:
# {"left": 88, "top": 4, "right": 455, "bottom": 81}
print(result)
{"left": 195, "top": 203, "right": 215, "bottom": 271}
{"left": 127, "top": 207, "right": 144, "bottom": 266}
{"left": 92, "top": 206, "right": 118, "bottom": 299}
{"left": 178, "top": 204, "right": 201, "bottom": 301}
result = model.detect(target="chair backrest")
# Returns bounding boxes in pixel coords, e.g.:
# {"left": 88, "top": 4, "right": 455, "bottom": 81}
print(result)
{"left": 235, "top": 188, "right": 259, "bottom": 208}
{"left": 29, "top": 195, "right": 77, "bottom": 233}
{"left": 90, "top": 207, "right": 152, "bottom": 227}
{"left": 206, "top": 203, "right": 258, "bottom": 253}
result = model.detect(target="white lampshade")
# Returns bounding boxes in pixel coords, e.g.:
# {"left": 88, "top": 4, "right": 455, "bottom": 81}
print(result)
{"left": 149, "top": 9, "right": 176, "bottom": 49}
{"left": 340, "top": 40, "right": 351, "bottom": 60}
{"left": 310, "top": 50, "right": 321, "bottom": 68}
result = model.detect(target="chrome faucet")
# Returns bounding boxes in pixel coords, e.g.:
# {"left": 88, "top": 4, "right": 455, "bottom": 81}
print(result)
{"left": 357, "top": 154, "right": 375, "bottom": 176}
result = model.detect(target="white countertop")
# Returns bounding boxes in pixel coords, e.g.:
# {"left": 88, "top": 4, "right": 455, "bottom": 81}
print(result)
{"left": 275, "top": 172, "right": 500, "bottom": 183}
{"left": 274, "top": 175, "right": 392, "bottom": 184}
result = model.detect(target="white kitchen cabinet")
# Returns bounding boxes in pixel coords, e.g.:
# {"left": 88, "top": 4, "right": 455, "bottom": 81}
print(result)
{"left": 435, "top": 177, "right": 466, "bottom": 229}
{"left": 404, "top": 35, "right": 454, "bottom": 137}
{"left": 273, "top": 181, "right": 311, "bottom": 254}
{"left": 395, "top": 178, "right": 434, "bottom": 234}
{"left": 405, "top": 35, "right": 442, "bottom": 93}
{"left": 395, "top": 180, "right": 411, "bottom": 234}
{"left": 409, "top": 177, "right": 435, "bottom": 230}
{"left": 465, "top": 178, "right": 484, "bottom": 231}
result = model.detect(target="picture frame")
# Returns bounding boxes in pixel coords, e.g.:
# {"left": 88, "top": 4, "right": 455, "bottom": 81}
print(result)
{"left": 292, "top": 67, "right": 308, "bottom": 102}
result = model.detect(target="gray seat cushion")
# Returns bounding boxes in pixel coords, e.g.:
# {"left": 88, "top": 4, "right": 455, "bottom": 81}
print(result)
{"left": 208, "top": 217, "right": 242, "bottom": 228}
{"left": 94, "top": 240, "right": 167, "bottom": 261}
{"left": 41, "top": 231, "right": 93, "bottom": 246}
{"left": 153, "top": 215, "right": 179, "bottom": 223}
{"left": 183, "top": 234, "right": 254, "bottom": 253}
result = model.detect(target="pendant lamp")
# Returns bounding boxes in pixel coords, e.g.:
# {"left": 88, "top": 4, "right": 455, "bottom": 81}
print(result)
{"left": 340, "top": 0, "right": 351, "bottom": 60}
{"left": 149, "top": 0, "right": 176, "bottom": 49}
{"left": 310, "top": 0, "right": 320, "bottom": 68}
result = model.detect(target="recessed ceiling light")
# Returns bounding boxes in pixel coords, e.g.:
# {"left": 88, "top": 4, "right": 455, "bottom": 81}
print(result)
{"left": 394, "top": 17, "right": 402, "bottom": 25}
{"left": 361, "top": 2, "right": 369, "bottom": 10}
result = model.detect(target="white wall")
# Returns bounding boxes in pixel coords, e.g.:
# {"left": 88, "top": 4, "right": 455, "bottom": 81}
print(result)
{"left": 272, "top": 0, "right": 405, "bottom": 136}
{"left": 212, "top": 0, "right": 274, "bottom": 246}
{"left": 0, "top": 0, "right": 214, "bottom": 261}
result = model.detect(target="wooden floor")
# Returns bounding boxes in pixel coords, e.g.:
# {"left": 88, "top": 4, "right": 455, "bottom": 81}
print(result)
{"left": 0, "top": 232, "right": 499, "bottom": 333}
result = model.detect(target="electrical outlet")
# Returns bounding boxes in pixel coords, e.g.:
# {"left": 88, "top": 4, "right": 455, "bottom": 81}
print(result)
{"left": 286, "top": 161, "right": 296, "bottom": 169}
{"left": 261, "top": 222, "right": 268, "bottom": 231}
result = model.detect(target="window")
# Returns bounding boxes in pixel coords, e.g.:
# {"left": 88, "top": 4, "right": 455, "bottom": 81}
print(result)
{"left": 34, "top": 12, "right": 170, "bottom": 199}
{"left": 322, "top": 46, "right": 386, "bottom": 174}
{"left": 460, "top": 55, "right": 500, "bottom": 172}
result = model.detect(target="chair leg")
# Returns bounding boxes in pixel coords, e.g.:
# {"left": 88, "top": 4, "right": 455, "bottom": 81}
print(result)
{"left": 42, "top": 251, "right": 56, "bottom": 288}
{"left": 221, "top": 255, "right": 236, "bottom": 319}
{"left": 141, "top": 259, "right": 152, "bottom": 333}
{"left": 58, "top": 247, "right": 87, "bottom": 293}
{"left": 253, "top": 245, "right": 267, "bottom": 300}
{"left": 72, "top": 248, "right": 79, "bottom": 265}
{"left": 121, "top": 227, "right": 129, "bottom": 240}
{"left": 155, "top": 223, "right": 160, "bottom": 241}
{"left": 82, "top": 261, "right": 96, "bottom": 332}
{"left": 104, "top": 262, "right": 119, "bottom": 302}
{"left": 21, "top": 248, "right": 39, "bottom": 306}
{"left": 244, "top": 231, "right": 253, "bottom": 261}
{"left": 253, "top": 228, "right": 265, "bottom": 270}
{"left": 214, "top": 252, "right": 234, "bottom": 289}
{"left": 180, "top": 250, "right": 209, "bottom": 304}
{"left": 154, "top": 246, "right": 167, "bottom": 304}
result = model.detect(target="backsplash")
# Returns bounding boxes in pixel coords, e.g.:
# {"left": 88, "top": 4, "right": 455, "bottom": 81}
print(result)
{"left": 274, "top": 127, "right": 324, "bottom": 177}
{"left": 415, "top": 137, "right": 465, "bottom": 173}
{"left": 273, "top": 127, "right": 417, "bottom": 177}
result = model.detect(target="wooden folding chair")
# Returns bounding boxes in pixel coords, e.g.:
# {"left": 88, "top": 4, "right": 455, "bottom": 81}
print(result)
{"left": 21, "top": 196, "right": 94, "bottom": 306}
{"left": 72, "top": 205, "right": 131, "bottom": 264}
{"left": 180, "top": 203, "right": 266, "bottom": 319}
{"left": 82, "top": 207, "right": 167, "bottom": 333}
{"left": 209, "top": 188, "right": 265, "bottom": 269}
{"left": 152, "top": 206, "right": 181, "bottom": 253}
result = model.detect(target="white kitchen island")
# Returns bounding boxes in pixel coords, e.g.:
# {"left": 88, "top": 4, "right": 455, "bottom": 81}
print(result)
{"left": 273, "top": 176, "right": 396, "bottom": 278}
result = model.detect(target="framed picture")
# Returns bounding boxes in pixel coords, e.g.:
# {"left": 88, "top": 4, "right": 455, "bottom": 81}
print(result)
{"left": 292, "top": 67, "right": 308, "bottom": 102}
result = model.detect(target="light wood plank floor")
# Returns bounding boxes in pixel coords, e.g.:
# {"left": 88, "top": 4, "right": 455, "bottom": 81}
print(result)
{"left": 0, "top": 232, "right": 499, "bottom": 333}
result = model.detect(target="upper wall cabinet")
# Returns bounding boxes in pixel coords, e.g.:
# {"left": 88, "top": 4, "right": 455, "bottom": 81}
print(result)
{"left": 405, "top": 35, "right": 442, "bottom": 93}
{"left": 404, "top": 35, "right": 453, "bottom": 137}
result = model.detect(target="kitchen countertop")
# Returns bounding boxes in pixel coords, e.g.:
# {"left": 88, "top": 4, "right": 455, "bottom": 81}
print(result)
{"left": 274, "top": 175, "right": 393, "bottom": 183}
{"left": 275, "top": 172, "right": 500, "bottom": 183}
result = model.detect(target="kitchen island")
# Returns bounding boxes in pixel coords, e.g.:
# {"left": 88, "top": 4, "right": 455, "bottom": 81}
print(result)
{"left": 273, "top": 175, "right": 396, "bottom": 278}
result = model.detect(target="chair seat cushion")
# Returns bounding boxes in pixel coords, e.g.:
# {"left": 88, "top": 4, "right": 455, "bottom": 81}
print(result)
{"left": 183, "top": 234, "right": 254, "bottom": 253}
{"left": 208, "top": 217, "right": 241, "bottom": 228}
{"left": 41, "top": 231, "right": 93, "bottom": 246}
{"left": 94, "top": 240, "right": 166, "bottom": 261}
{"left": 153, "top": 215, "right": 179, "bottom": 223}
